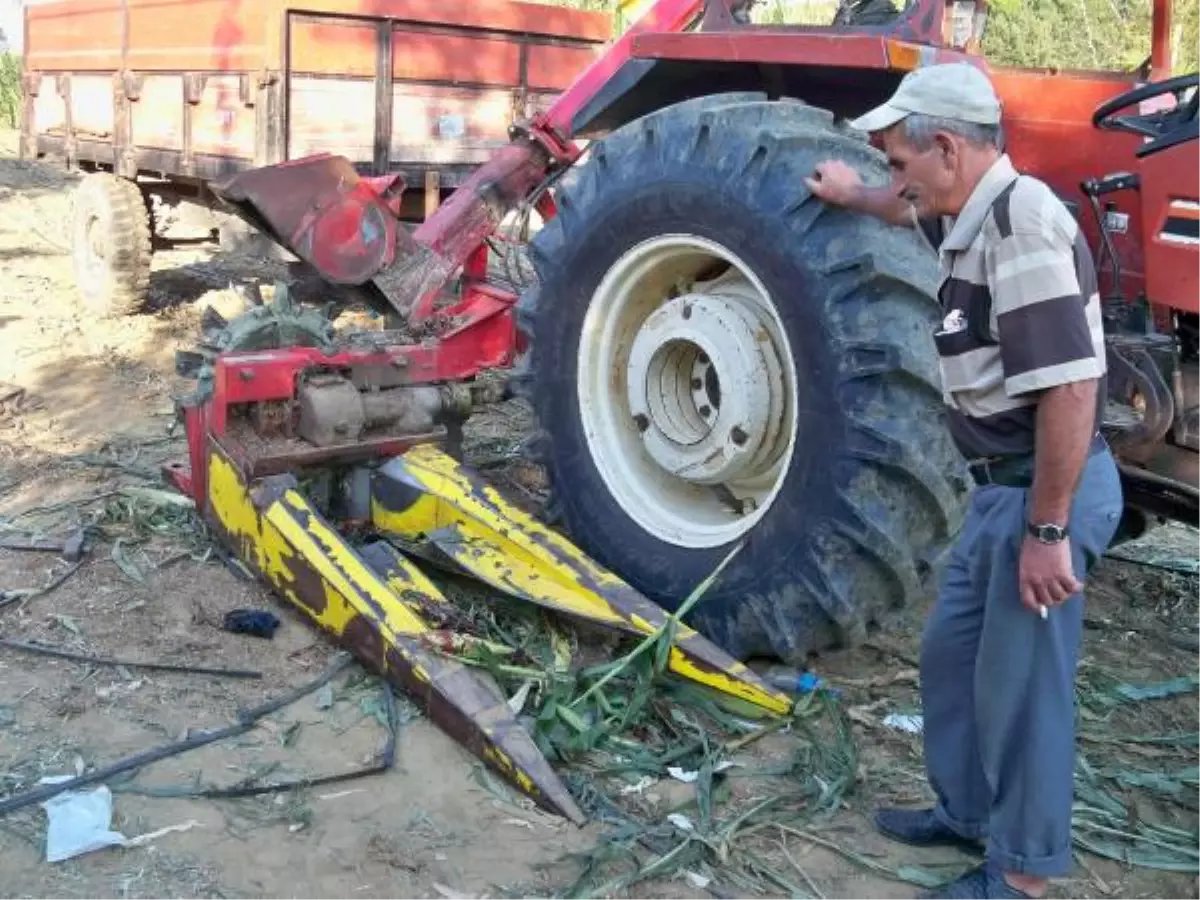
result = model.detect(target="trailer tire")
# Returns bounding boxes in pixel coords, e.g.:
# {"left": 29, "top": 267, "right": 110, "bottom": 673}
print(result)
{"left": 513, "top": 94, "right": 972, "bottom": 664}
{"left": 71, "top": 173, "right": 153, "bottom": 318}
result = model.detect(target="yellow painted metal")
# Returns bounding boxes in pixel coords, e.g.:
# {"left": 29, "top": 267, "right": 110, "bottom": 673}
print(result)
{"left": 615, "top": 0, "right": 655, "bottom": 31}
{"left": 357, "top": 538, "right": 466, "bottom": 628}
{"left": 203, "top": 442, "right": 586, "bottom": 824}
{"left": 370, "top": 444, "right": 794, "bottom": 717}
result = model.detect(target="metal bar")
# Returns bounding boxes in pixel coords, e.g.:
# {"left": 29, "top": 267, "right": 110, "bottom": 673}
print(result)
{"left": 288, "top": 9, "right": 605, "bottom": 52}
{"left": 19, "top": 67, "right": 38, "bottom": 161}
{"left": 630, "top": 30, "right": 892, "bottom": 68}
{"left": 59, "top": 74, "right": 74, "bottom": 169}
{"left": 282, "top": 9, "right": 293, "bottom": 161}
{"left": 1118, "top": 457, "right": 1198, "bottom": 525}
{"left": 516, "top": 37, "right": 529, "bottom": 118}
{"left": 0, "top": 538, "right": 68, "bottom": 553}
{"left": 118, "top": 681, "right": 399, "bottom": 800}
{"left": 279, "top": 0, "right": 612, "bottom": 41}
{"left": 424, "top": 169, "right": 440, "bottom": 220}
{"left": 0, "top": 638, "right": 263, "bottom": 680}
{"left": 236, "top": 430, "right": 444, "bottom": 477}
{"left": 181, "top": 73, "right": 200, "bottom": 175}
{"left": 1150, "top": 0, "right": 1173, "bottom": 79}
{"left": 39, "top": 136, "right": 253, "bottom": 180}
{"left": 0, "top": 655, "right": 354, "bottom": 818}
{"left": 541, "top": 0, "right": 705, "bottom": 138}
{"left": 373, "top": 20, "right": 394, "bottom": 176}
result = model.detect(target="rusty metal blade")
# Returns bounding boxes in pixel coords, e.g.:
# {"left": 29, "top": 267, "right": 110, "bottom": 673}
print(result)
{"left": 209, "top": 155, "right": 416, "bottom": 289}
{"left": 357, "top": 538, "right": 468, "bottom": 630}
{"left": 369, "top": 444, "right": 794, "bottom": 717}
{"left": 202, "top": 440, "right": 585, "bottom": 824}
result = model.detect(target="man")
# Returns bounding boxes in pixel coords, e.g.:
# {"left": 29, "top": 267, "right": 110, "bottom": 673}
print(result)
{"left": 806, "top": 63, "right": 1124, "bottom": 899}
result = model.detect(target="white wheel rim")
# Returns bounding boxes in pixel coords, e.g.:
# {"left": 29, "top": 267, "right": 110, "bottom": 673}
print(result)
{"left": 577, "top": 234, "right": 798, "bottom": 549}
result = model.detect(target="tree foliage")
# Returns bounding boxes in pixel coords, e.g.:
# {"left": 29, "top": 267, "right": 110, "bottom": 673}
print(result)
{"left": 548, "top": 0, "right": 1197, "bottom": 75}
{"left": 983, "top": 0, "right": 1149, "bottom": 70}
{"left": 0, "top": 53, "right": 19, "bottom": 129}
{"left": 1168, "top": 0, "right": 1200, "bottom": 73}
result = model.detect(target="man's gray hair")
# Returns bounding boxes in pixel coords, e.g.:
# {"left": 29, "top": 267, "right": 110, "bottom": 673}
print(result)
{"left": 900, "top": 113, "right": 1005, "bottom": 151}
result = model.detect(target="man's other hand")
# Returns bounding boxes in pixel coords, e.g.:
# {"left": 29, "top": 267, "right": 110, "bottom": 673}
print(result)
{"left": 1019, "top": 537, "right": 1083, "bottom": 615}
{"left": 805, "top": 160, "right": 864, "bottom": 207}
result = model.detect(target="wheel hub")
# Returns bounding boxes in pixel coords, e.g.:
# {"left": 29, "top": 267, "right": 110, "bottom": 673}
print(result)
{"left": 627, "top": 292, "right": 787, "bottom": 486}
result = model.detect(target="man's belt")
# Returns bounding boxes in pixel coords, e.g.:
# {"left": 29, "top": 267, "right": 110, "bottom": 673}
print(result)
{"left": 967, "top": 434, "right": 1108, "bottom": 488}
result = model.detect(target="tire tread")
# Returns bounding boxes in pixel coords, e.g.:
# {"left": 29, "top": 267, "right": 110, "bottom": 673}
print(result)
{"left": 72, "top": 172, "right": 153, "bottom": 318}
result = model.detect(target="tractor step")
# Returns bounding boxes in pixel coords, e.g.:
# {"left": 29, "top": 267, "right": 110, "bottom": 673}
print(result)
{"left": 368, "top": 443, "right": 795, "bottom": 717}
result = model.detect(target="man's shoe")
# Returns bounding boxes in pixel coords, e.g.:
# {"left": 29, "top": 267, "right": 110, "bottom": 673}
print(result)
{"left": 873, "top": 807, "right": 983, "bottom": 852}
{"left": 917, "top": 864, "right": 1034, "bottom": 898}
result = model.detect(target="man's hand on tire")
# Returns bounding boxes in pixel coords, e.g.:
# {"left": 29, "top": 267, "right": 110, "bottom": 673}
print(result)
{"left": 806, "top": 160, "right": 914, "bottom": 227}
{"left": 805, "top": 160, "right": 865, "bottom": 207}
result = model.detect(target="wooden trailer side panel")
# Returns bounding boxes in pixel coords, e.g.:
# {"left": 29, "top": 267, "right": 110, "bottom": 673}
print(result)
{"left": 24, "top": 0, "right": 281, "bottom": 176}
{"left": 125, "top": 0, "right": 269, "bottom": 72}
{"left": 25, "top": 0, "right": 270, "bottom": 71}
{"left": 24, "top": 0, "right": 125, "bottom": 71}
{"left": 284, "top": 10, "right": 606, "bottom": 192}
{"left": 22, "top": 0, "right": 610, "bottom": 203}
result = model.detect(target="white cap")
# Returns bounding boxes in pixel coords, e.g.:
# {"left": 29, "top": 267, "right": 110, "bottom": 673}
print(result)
{"left": 850, "top": 62, "right": 1002, "bottom": 133}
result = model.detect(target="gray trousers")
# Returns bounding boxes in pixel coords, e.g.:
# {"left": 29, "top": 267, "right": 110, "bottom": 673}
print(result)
{"left": 920, "top": 444, "right": 1124, "bottom": 876}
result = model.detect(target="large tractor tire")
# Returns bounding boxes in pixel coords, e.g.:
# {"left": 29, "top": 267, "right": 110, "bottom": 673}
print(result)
{"left": 514, "top": 93, "right": 972, "bottom": 664}
{"left": 71, "top": 172, "right": 153, "bottom": 318}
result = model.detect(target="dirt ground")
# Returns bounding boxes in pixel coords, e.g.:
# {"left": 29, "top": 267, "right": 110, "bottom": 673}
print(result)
{"left": 0, "top": 129, "right": 1196, "bottom": 900}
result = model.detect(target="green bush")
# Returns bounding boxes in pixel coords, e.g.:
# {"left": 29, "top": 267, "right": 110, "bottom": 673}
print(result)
{"left": 0, "top": 53, "right": 20, "bottom": 129}
{"left": 983, "top": 0, "right": 1144, "bottom": 70}
{"left": 542, "top": 0, "right": 1196, "bottom": 74}
{"left": 1172, "top": 0, "right": 1199, "bottom": 74}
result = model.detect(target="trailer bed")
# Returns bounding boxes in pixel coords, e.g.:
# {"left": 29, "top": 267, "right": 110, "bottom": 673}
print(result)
{"left": 21, "top": 0, "right": 610, "bottom": 212}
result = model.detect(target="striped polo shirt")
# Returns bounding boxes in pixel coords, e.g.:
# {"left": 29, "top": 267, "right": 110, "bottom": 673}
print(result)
{"left": 930, "top": 154, "right": 1107, "bottom": 460}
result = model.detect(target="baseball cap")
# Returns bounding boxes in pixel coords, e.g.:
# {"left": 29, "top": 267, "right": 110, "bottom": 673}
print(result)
{"left": 850, "top": 62, "right": 1001, "bottom": 133}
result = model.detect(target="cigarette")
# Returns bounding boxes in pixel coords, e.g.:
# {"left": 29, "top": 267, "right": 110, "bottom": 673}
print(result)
{"left": 1038, "top": 605, "right": 1048, "bottom": 620}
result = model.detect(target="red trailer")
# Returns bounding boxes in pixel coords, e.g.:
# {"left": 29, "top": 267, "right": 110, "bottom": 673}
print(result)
{"left": 20, "top": 0, "right": 611, "bottom": 313}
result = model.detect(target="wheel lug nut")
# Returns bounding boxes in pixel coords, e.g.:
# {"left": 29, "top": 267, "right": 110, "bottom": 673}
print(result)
{"left": 633, "top": 413, "right": 650, "bottom": 433}
{"left": 730, "top": 426, "right": 748, "bottom": 446}
{"left": 690, "top": 377, "right": 702, "bottom": 390}
{"left": 699, "top": 405, "right": 712, "bottom": 418}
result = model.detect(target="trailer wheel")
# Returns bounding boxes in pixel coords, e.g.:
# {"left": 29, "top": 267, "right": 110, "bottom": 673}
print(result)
{"left": 514, "top": 94, "right": 972, "bottom": 663}
{"left": 71, "top": 173, "right": 153, "bottom": 318}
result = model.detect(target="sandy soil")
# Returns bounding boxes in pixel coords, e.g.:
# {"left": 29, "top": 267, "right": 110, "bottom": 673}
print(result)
{"left": 0, "top": 129, "right": 1196, "bottom": 899}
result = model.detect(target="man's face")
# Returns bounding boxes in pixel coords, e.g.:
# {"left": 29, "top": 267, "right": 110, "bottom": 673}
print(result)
{"left": 879, "top": 125, "right": 958, "bottom": 218}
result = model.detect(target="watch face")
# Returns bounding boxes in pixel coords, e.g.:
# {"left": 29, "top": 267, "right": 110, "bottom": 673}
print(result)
{"left": 1031, "top": 523, "right": 1066, "bottom": 541}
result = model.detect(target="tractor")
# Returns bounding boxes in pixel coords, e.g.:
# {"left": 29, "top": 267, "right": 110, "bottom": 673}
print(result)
{"left": 56, "top": 0, "right": 1200, "bottom": 667}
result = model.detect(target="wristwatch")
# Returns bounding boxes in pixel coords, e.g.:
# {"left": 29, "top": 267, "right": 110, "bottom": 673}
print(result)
{"left": 1027, "top": 522, "right": 1069, "bottom": 544}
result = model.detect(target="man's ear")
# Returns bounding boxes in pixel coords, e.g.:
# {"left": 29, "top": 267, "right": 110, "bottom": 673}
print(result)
{"left": 933, "top": 132, "right": 957, "bottom": 168}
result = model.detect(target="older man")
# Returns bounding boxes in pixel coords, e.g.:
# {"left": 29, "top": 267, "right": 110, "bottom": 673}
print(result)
{"left": 807, "top": 64, "right": 1124, "bottom": 899}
